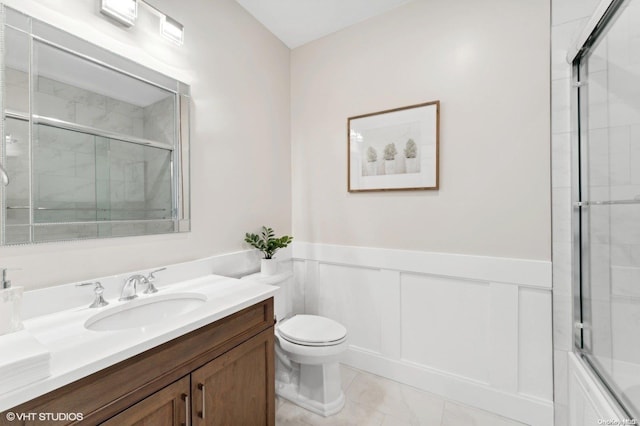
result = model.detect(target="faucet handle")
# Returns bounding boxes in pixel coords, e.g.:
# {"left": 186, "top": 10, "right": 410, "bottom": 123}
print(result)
{"left": 1, "top": 268, "right": 22, "bottom": 289}
{"left": 147, "top": 268, "right": 166, "bottom": 281}
{"left": 76, "top": 281, "right": 109, "bottom": 308}
{"left": 143, "top": 268, "right": 166, "bottom": 294}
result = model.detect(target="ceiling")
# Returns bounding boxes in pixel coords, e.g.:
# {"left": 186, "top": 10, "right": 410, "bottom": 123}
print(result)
{"left": 234, "top": 0, "right": 414, "bottom": 49}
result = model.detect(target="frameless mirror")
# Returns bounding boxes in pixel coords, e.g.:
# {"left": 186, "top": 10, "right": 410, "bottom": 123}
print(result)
{"left": 0, "top": 5, "right": 190, "bottom": 244}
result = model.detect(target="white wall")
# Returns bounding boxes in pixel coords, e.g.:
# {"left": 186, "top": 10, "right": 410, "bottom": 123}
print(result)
{"left": 0, "top": 0, "right": 291, "bottom": 289}
{"left": 291, "top": 0, "right": 551, "bottom": 261}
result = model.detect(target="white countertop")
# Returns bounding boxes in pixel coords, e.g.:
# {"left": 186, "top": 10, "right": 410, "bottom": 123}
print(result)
{"left": 0, "top": 274, "right": 278, "bottom": 412}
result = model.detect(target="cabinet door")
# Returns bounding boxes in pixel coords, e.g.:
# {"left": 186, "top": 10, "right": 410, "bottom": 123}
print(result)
{"left": 192, "top": 328, "right": 274, "bottom": 426}
{"left": 101, "top": 376, "right": 190, "bottom": 426}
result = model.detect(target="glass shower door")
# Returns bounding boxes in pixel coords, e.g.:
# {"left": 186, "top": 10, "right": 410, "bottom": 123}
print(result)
{"left": 576, "top": 0, "right": 640, "bottom": 418}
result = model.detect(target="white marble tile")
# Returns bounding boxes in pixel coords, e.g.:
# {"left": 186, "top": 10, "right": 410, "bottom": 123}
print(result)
{"left": 106, "top": 98, "right": 144, "bottom": 119}
{"left": 441, "top": 401, "right": 527, "bottom": 426}
{"left": 553, "top": 240, "right": 572, "bottom": 296}
{"left": 34, "top": 91, "right": 76, "bottom": 122}
{"left": 277, "top": 399, "right": 384, "bottom": 426}
{"left": 552, "top": 132, "right": 572, "bottom": 189}
{"left": 587, "top": 243, "right": 611, "bottom": 301}
{"left": 552, "top": 20, "right": 586, "bottom": 79}
{"left": 629, "top": 125, "right": 640, "bottom": 185}
{"left": 612, "top": 299, "right": 640, "bottom": 364}
{"left": 609, "top": 126, "right": 631, "bottom": 185}
{"left": 611, "top": 265, "right": 640, "bottom": 297}
{"left": 554, "top": 402, "right": 569, "bottom": 426}
{"left": 554, "top": 350, "right": 570, "bottom": 407}
{"left": 276, "top": 400, "right": 314, "bottom": 425}
{"left": 340, "top": 364, "right": 358, "bottom": 392}
{"left": 590, "top": 300, "right": 613, "bottom": 360}
{"left": 5, "top": 67, "right": 28, "bottom": 88}
{"left": 553, "top": 293, "right": 574, "bottom": 352}
{"left": 552, "top": 0, "right": 599, "bottom": 26}
{"left": 587, "top": 128, "right": 610, "bottom": 187}
{"left": 345, "top": 371, "right": 444, "bottom": 425}
{"left": 552, "top": 187, "right": 572, "bottom": 243}
{"left": 380, "top": 415, "right": 412, "bottom": 426}
{"left": 552, "top": 78, "right": 572, "bottom": 134}
{"left": 5, "top": 83, "right": 29, "bottom": 112}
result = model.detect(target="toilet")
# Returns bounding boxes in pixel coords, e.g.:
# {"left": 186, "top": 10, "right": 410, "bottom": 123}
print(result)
{"left": 242, "top": 271, "right": 348, "bottom": 416}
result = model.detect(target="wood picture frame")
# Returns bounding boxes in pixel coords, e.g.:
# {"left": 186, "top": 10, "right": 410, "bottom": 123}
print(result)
{"left": 348, "top": 101, "right": 440, "bottom": 192}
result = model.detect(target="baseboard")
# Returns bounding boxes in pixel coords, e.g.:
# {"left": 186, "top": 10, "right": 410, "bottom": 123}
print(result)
{"left": 344, "top": 346, "right": 554, "bottom": 426}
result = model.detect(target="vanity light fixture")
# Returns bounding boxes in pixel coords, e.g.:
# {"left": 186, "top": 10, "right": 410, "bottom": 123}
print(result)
{"left": 160, "top": 14, "right": 184, "bottom": 45}
{"left": 100, "top": 0, "right": 138, "bottom": 27}
{"left": 99, "top": 0, "right": 184, "bottom": 46}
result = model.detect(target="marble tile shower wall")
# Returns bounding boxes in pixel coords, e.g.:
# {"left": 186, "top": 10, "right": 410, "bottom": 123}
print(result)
{"left": 582, "top": 1, "right": 640, "bottom": 382}
{"left": 142, "top": 96, "right": 173, "bottom": 222}
{"left": 3, "top": 68, "right": 173, "bottom": 242}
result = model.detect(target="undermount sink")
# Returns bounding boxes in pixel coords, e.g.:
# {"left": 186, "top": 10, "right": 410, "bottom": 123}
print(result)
{"left": 85, "top": 292, "right": 207, "bottom": 331}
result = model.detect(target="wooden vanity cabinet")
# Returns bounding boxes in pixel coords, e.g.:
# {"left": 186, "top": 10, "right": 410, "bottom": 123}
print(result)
{"left": 191, "top": 328, "right": 274, "bottom": 426}
{"left": 1, "top": 298, "right": 275, "bottom": 426}
{"left": 100, "top": 376, "right": 189, "bottom": 426}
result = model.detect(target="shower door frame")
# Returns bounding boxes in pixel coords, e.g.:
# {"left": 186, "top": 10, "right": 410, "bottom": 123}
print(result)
{"left": 570, "top": 0, "right": 638, "bottom": 420}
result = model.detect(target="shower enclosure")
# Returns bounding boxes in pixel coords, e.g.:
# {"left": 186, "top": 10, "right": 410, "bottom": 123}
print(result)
{"left": 572, "top": 0, "right": 640, "bottom": 419}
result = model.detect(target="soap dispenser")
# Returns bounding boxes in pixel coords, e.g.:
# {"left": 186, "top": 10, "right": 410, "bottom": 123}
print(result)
{"left": 0, "top": 269, "right": 24, "bottom": 335}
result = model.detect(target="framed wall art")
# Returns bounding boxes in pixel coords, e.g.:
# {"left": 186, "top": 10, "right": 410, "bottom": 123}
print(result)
{"left": 348, "top": 101, "right": 440, "bottom": 192}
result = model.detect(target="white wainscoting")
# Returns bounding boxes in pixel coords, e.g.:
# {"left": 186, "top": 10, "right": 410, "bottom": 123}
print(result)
{"left": 291, "top": 242, "right": 554, "bottom": 426}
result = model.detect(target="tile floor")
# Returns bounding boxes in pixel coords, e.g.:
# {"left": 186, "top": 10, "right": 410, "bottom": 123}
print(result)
{"left": 276, "top": 365, "right": 529, "bottom": 426}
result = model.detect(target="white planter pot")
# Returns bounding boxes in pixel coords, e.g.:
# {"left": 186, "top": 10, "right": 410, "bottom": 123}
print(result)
{"left": 367, "top": 161, "right": 377, "bottom": 176}
{"left": 261, "top": 259, "right": 278, "bottom": 276}
{"left": 405, "top": 158, "right": 418, "bottom": 173}
{"left": 385, "top": 160, "right": 396, "bottom": 175}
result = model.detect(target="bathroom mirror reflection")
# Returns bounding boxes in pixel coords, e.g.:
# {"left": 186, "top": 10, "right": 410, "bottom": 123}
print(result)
{"left": 0, "top": 5, "right": 190, "bottom": 245}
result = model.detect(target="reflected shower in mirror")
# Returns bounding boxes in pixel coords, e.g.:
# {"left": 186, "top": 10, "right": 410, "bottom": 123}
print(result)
{"left": 0, "top": 4, "right": 190, "bottom": 245}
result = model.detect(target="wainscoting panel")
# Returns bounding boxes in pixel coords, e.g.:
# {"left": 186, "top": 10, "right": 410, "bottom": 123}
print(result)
{"left": 291, "top": 242, "right": 553, "bottom": 426}
{"left": 401, "top": 273, "right": 490, "bottom": 383}
{"left": 518, "top": 287, "right": 554, "bottom": 399}
{"left": 316, "top": 263, "right": 384, "bottom": 354}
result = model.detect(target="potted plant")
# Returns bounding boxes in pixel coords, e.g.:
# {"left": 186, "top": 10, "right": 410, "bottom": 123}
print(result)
{"left": 366, "top": 146, "right": 378, "bottom": 176}
{"left": 404, "top": 138, "right": 418, "bottom": 173}
{"left": 244, "top": 226, "right": 293, "bottom": 276}
{"left": 383, "top": 143, "right": 397, "bottom": 175}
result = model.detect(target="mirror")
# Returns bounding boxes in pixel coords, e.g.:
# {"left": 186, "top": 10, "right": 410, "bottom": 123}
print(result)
{"left": 0, "top": 5, "right": 190, "bottom": 245}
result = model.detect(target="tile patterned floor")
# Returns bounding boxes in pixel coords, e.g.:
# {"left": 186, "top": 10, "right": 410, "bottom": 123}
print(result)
{"left": 276, "top": 365, "right": 529, "bottom": 426}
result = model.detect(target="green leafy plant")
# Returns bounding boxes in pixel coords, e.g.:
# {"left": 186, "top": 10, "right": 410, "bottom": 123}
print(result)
{"left": 366, "top": 146, "right": 378, "bottom": 162}
{"left": 244, "top": 226, "right": 293, "bottom": 259}
{"left": 383, "top": 143, "right": 397, "bottom": 160}
{"left": 404, "top": 139, "right": 417, "bottom": 158}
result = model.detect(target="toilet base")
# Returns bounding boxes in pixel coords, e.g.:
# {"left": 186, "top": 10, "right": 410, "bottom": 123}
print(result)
{"left": 275, "top": 357, "right": 345, "bottom": 417}
{"left": 276, "top": 380, "right": 345, "bottom": 417}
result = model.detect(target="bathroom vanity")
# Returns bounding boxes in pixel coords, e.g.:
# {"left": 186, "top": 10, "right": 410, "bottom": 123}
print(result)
{"left": 2, "top": 299, "right": 274, "bottom": 425}
{"left": 0, "top": 274, "right": 278, "bottom": 426}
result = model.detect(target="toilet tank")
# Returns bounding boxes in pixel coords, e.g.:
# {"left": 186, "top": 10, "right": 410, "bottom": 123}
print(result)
{"left": 241, "top": 271, "right": 293, "bottom": 322}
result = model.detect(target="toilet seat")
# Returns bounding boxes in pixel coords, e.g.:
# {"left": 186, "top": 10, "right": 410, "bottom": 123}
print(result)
{"left": 277, "top": 315, "right": 347, "bottom": 347}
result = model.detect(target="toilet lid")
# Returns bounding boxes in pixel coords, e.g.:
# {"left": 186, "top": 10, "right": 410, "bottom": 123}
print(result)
{"left": 277, "top": 315, "right": 347, "bottom": 346}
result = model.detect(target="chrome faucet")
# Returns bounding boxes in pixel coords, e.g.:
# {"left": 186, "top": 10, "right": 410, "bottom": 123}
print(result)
{"left": 119, "top": 268, "right": 166, "bottom": 301}
{"left": 119, "top": 275, "right": 147, "bottom": 301}
{"left": 77, "top": 281, "right": 109, "bottom": 308}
